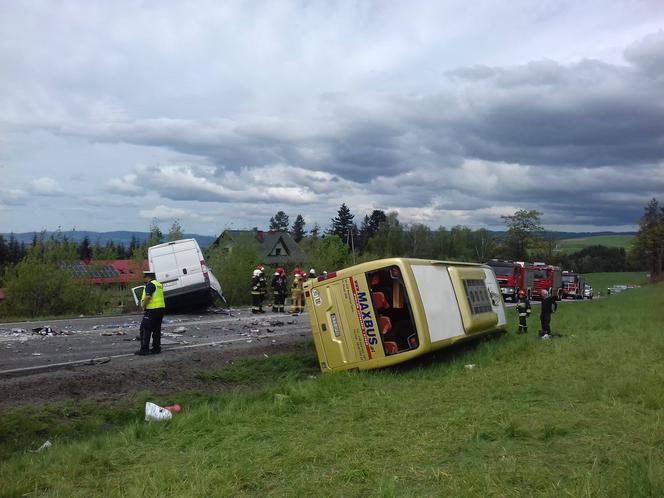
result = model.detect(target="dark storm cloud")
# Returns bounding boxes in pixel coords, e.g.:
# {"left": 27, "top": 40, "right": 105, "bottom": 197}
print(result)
{"left": 42, "top": 28, "right": 664, "bottom": 231}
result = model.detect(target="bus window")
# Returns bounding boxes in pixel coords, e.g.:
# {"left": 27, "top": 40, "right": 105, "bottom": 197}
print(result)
{"left": 366, "top": 266, "right": 419, "bottom": 355}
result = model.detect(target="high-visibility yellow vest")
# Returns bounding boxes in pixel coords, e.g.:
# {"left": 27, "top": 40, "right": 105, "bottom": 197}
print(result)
{"left": 141, "top": 280, "right": 165, "bottom": 309}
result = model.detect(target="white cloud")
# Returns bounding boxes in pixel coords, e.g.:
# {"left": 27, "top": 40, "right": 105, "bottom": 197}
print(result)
{"left": 0, "top": 188, "right": 28, "bottom": 205}
{"left": 139, "top": 205, "right": 189, "bottom": 220}
{"left": 30, "top": 177, "right": 64, "bottom": 196}
{"left": 107, "top": 173, "right": 143, "bottom": 195}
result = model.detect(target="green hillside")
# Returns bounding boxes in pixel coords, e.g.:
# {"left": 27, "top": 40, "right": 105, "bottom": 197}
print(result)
{"left": 556, "top": 234, "right": 634, "bottom": 253}
{"left": 2, "top": 281, "right": 663, "bottom": 496}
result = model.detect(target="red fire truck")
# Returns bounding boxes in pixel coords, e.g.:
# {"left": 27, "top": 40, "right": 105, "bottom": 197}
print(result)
{"left": 561, "top": 271, "right": 586, "bottom": 299}
{"left": 530, "top": 263, "right": 562, "bottom": 300}
{"left": 486, "top": 260, "right": 534, "bottom": 302}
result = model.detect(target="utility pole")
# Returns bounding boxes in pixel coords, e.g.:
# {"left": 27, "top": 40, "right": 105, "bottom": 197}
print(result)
{"left": 348, "top": 228, "right": 356, "bottom": 264}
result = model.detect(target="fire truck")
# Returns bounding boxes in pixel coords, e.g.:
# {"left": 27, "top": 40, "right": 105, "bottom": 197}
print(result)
{"left": 530, "top": 263, "right": 562, "bottom": 300}
{"left": 561, "top": 271, "right": 586, "bottom": 299}
{"left": 485, "top": 260, "right": 534, "bottom": 302}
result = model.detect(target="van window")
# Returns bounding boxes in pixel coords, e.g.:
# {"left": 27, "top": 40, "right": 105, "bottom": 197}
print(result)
{"left": 366, "top": 266, "right": 419, "bottom": 355}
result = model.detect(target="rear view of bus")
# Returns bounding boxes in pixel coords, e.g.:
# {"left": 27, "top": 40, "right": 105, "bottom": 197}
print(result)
{"left": 303, "top": 258, "right": 507, "bottom": 373}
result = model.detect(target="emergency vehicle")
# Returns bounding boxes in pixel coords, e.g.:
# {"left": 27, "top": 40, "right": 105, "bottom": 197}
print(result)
{"left": 530, "top": 263, "right": 562, "bottom": 300}
{"left": 561, "top": 271, "right": 586, "bottom": 299}
{"left": 303, "top": 258, "right": 507, "bottom": 373}
{"left": 485, "top": 260, "right": 534, "bottom": 302}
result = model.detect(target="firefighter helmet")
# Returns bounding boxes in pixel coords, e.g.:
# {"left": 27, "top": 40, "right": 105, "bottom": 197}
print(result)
{"left": 253, "top": 269, "right": 261, "bottom": 277}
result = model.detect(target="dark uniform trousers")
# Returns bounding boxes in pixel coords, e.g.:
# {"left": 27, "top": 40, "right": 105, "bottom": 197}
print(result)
{"left": 140, "top": 308, "right": 165, "bottom": 351}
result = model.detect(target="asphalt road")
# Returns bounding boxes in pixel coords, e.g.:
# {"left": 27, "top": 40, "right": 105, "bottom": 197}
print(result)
{"left": 0, "top": 296, "right": 594, "bottom": 377}
{"left": 0, "top": 308, "right": 312, "bottom": 376}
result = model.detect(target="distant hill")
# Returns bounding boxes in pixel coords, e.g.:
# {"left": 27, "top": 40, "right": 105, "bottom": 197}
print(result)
{"left": 556, "top": 234, "right": 635, "bottom": 253}
{"left": 1, "top": 230, "right": 218, "bottom": 249}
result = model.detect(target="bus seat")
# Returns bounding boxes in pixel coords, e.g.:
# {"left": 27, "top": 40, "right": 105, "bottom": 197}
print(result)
{"left": 384, "top": 341, "right": 398, "bottom": 355}
{"left": 378, "top": 315, "right": 392, "bottom": 335}
{"left": 372, "top": 291, "right": 390, "bottom": 310}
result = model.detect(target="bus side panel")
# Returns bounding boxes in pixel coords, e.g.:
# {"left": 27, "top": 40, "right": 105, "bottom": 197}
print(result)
{"left": 410, "top": 265, "right": 464, "bottom": 343}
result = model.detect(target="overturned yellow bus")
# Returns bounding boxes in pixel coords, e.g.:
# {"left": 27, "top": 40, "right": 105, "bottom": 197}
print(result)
{"left": 303, "top": 258, "right": 507, "bottom": 373}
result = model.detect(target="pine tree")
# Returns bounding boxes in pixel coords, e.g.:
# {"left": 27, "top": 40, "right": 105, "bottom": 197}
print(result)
{"left": 269, "top": 211, "right": 290, "bottom": 231}
{"left": 78, "top": 236, "right": 92, "bottom": 260}
{"left": 329, "top": 203, "right": 357, "bottom": 242}
{"left": 291, "top": 214, "right": 306, "bottom": 242}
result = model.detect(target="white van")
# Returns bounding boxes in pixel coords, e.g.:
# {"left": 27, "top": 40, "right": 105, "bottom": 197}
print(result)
{"left": 132, "top": 239, "right": 225, "bottom": 309}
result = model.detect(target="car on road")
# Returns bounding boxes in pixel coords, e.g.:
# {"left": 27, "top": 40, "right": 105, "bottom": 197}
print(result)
{"left": 583, "top": 283, "right": 593, "bottom": 299}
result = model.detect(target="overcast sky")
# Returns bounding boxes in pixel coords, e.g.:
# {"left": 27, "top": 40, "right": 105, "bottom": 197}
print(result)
{"left": 1, "top": 1, "right": 663, "bottom": 236}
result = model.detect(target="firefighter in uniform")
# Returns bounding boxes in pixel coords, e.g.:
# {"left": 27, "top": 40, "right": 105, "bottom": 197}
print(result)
{"left": 136, "top": 271, "right": 166, "bottom": 355}
{"left": 251, "top": 269, "right": 265, "bottom": 313}
{"left": 257, "top": 264, "right": 268, "bottom": 308}
{"left": 271, "top": 267, "right": 287, "bottom": 312}
{"left": 516, "top": 290, "right": 531, "bottom": 334}
{"left": 290, "top": 271, "right": 304, "bottom": 315}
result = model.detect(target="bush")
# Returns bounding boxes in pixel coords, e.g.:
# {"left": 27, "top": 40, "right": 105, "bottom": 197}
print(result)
{"left": 206, "top": 234, "right": 260, "bottom": 306}
{"left": 0, "top": 259, "right": 99, "bottom": 318}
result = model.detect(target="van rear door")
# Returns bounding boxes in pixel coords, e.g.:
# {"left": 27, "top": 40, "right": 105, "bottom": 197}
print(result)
{"left": 149, "top": 245, "right": 180, "bottom": 293}
{"left": 172, "top": 240, "right": 205, "bottom": 290}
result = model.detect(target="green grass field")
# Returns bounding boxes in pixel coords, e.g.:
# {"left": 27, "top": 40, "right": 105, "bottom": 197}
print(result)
{"left": 585, "top": 272, "right": 648, "bottom": 295}
{"left": 1, "top": 282, "right": 663, "bottom": 497}
{"left": 556, "top": 235, "right": 634, "bottom": 253}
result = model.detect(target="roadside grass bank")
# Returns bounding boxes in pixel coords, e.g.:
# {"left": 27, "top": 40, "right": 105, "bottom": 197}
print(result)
{"left": 1, "top": 284, "right": 663, "bottom": 497}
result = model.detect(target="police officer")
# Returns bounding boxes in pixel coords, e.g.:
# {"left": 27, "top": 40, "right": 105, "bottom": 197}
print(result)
{"left": 516, "top": 290, "right": 531, "bottom": 334}
{"left": 540, "top": 289, "right": 558, "bottom": 339}
{"left": 136, "top": 270, "right": 166, "bottom": 355}
{"left": 251, "top": 269, "right": 265, "bottom": 313}
{"left": 271, "top": 267, "right": 287, "bottom": 312}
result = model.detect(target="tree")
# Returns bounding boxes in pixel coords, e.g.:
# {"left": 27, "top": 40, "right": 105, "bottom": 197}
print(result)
{"left": 358, "top": 209, "right": 387, "bottom": 250}
{"left": 500, "top": 209, "right": 544, "bottom": 260}
{"left": 147, "top": 219, "right": 163, "bottom": 247}
{"left": 405, "top": 223, "right": 434, "bottom": 258}
{"left": 269, "top": 211, "right": 290, "bottom": 231}
{"left": 471, "top": 228, "right": 496, "bottom": 262}
{"left": 291, "top": 214, "right": 306, "bottom": 242}
{"left": 366, "top": 212, "right": 404, "bottom": 257}
{"left": 168, "top": 219, "right": 184, "bottom": 241}
{"left": 0, "top": 236, "right": 99, "bottom": 318}
{"left": 307, "top": 235, "right": 350, "bottom": 274}
{"left": 632, "top": 198, "right": 664, "bottom": 279}
{"left": 329, "top": 203, "right": 357, "bottom": 249}
{"left": 78, "top": 236, "right": 92, "bottom": 260}
{"left": 132, "top": 220, "right": 163, "bottom": 260}
{"left": 206, "top": 233, "right": 260, "bottom": 305}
